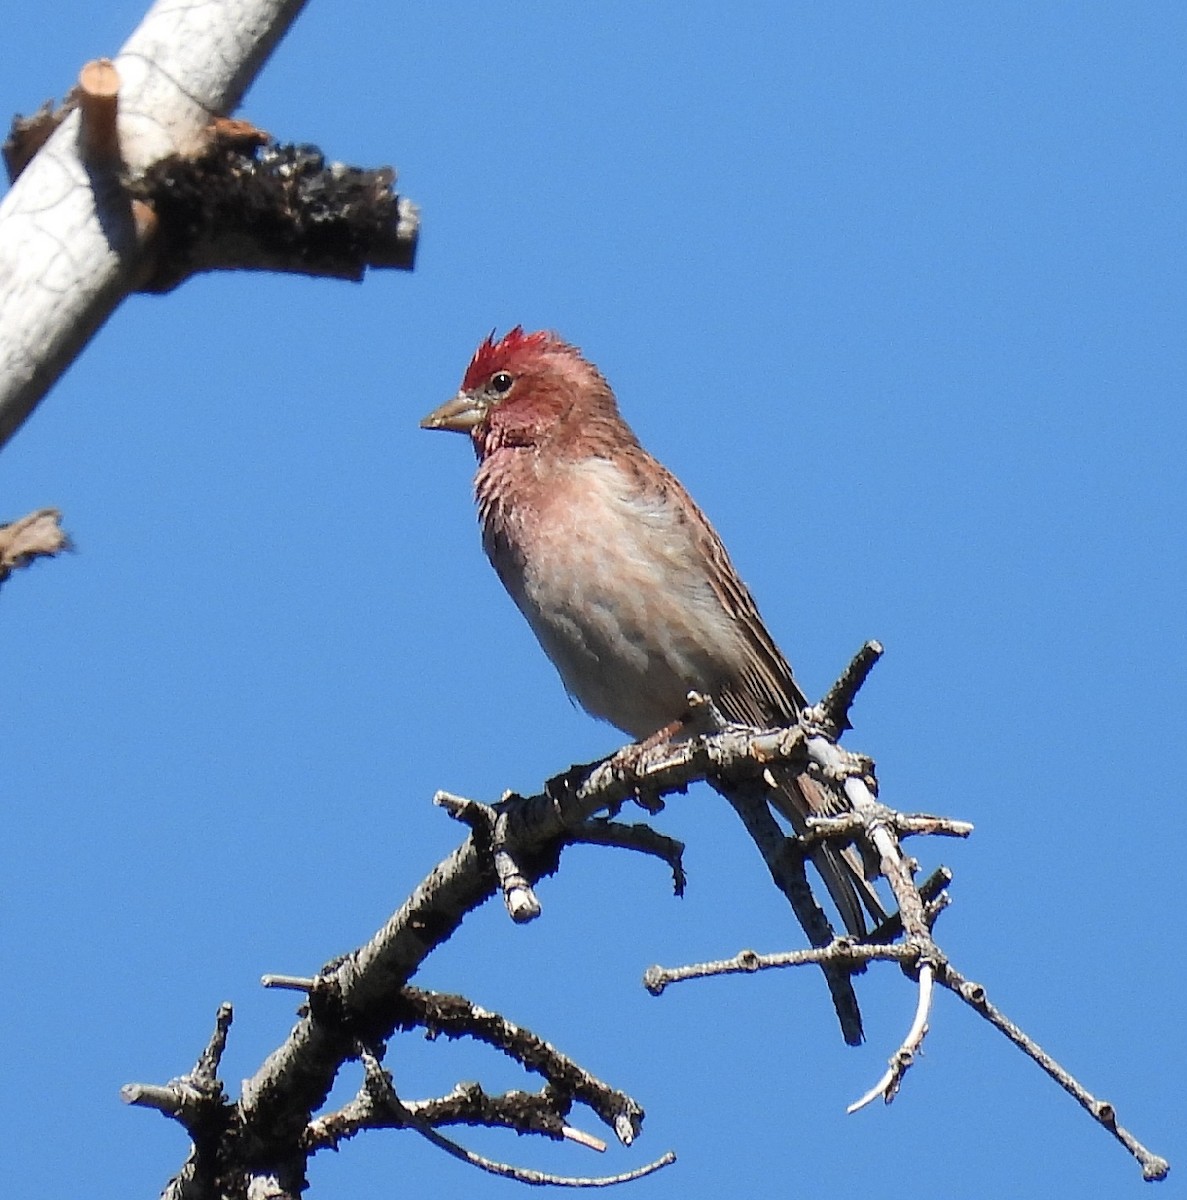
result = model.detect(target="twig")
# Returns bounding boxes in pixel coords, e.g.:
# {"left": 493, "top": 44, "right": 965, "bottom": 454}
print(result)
{"left": 192, "top": 1002, "right": 234, "bottom": 1091}
{"left": 435, "top": 790, "right": 542, "bottom": 922}
{"left": 847, "top": 963, "right": 935, "bottom": 1112}
{"left": 814, "top": 639, "right": 884, "bottom": 733}
{"left": 408, "top": 1125, "right": 675, "bottom": 1189}
{"left": 564, "top": 1126, "right": 609, "bottom": 1152}
{"left": 389, "top": 986, "right": 647, "bottom": 1145}
{"left": 644, "top": 940, "right": 919, "bottom": 995}
{"left": 937, "top": 963, "right": 1170, "bottom": 1181}
{"left": 413, "top": 1133, "right": 675, "bottom": 1189}
{"left": 353, "top": 1046, "right": 676, "bottom": 1188}
{"left": 121, "top": 1082, "right": 193, "bottom": 1117}
{"left": 866, "top": 867, "right": 953, "bottom": 942}
{"left": 260, "top": 974, "right": 315, "bottom": 992}
{"left": 565, "top": 818, "right": 687, "bottom": 896}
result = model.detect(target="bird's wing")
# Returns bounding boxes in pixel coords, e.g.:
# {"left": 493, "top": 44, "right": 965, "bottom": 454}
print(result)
{"left": 638, "top": 455, "right": 887, "bottom": 937}
{"left": 628, "top": 452, "right": 810, "bottom": 720}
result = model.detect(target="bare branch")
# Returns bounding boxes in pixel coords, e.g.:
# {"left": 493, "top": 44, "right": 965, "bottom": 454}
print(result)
{"left": 657, "top": 664, "right": 1167, "bottom": 1177}
{"left": 341, "top": 1047, "right": 677, "bottom": 1189}
{"left": 127, "top": 644, "right": 1167, "bottom": 1189}
{"left": 802, "top": 812, "right": 974, "bottom": 846}
{"left": 646, "top": 925, "right": 1165, "bottom": 1181}
{"left": 0, "top": 0, "right": 312, "bottom": 449}
{"left": 389, "top": 986, "right": 647, "bottom": 1145}
{"left": 306, "top": 1078, "right": 572, "bottom": 1149}
{"left": 813, "top": 638, "right": 884, "bottom": 734}
{"left": 938, "top": 963, "right": 1170, "bottom": 1181}
{"left": 122, "top": 1002, "right": 232, "bottom": 1136}
{"left": 124, "top": 715, "right": 823, "bottom": 1193}
{"left": 565, "top": 818, "right": 687, "bottom": 896}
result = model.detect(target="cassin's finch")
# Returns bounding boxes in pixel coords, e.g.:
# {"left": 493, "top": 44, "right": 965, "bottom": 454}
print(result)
{"left": 423, "top": 329, "right": 884, "bottom": 1041}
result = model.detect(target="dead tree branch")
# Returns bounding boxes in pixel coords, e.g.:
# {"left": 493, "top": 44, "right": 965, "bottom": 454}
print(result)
{"left": 311, "top": 1045, "right": 676, "bottom": 1189}
{"left": 564, "top": 818, "right": 687, "bottom": 896}
{"left": 387, "top": 986, "right": 648, "bottom": 1144}
{"left": 0, "top": 0, "right": 419, "bottom": 451}
{"left": 122, "top": 644, "right": 1169, "bottom": 1192}
{"left": 940, "top": 961, "right": 1169, "bottom": 1182}
{"left": 124, "top": 689, "right": 830, "bottom": 1192}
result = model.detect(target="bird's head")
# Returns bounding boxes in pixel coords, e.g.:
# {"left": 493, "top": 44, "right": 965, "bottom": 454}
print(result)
{"left": 421, "top": 328, "right": 628, "bottom": 458}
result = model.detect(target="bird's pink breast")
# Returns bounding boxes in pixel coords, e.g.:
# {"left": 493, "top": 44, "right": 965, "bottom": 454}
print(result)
{"left": 477, "top": 450, "right": 745, "bottom": 738}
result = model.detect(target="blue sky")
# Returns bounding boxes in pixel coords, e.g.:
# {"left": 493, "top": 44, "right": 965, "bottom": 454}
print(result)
{"left": 3, "top": 3, "right": 1183, "bottom": 1197}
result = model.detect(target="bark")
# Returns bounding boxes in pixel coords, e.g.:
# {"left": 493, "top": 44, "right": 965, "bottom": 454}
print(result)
{"left": 0, "top": 0, "right": 308, "bottom": 449}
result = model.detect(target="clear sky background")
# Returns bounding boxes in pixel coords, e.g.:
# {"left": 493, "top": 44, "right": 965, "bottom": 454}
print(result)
{"left": 3, "top": 3, "right": 1183, "bottom": 1198}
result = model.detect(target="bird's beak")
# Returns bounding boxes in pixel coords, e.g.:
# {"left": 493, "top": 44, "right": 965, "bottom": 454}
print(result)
{"left": 420, "top": 391, "right": 488, "bottom": 433}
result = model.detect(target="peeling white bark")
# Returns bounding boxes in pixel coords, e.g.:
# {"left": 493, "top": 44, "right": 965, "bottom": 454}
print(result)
{"left": 0, "top": 0, "right": 308, "bottom": 450}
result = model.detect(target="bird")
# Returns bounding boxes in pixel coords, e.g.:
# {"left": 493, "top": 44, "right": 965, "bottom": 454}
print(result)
{"left": 422, "top": 328, "right": 885, "bottom": 1042}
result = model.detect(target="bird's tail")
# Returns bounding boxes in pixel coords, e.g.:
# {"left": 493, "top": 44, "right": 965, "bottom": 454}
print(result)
{"left": 767, "top": 768, "right": 888, "bottom": 938}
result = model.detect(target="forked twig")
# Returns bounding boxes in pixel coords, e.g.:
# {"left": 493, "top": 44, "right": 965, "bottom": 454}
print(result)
{"left": 352, "top": 1045, "right": 676, "bottom": 1188}
{"left": 641, "top": 642, "right": 1168, "bottom": 1181}
{"left": 387, "top": 986, "right": 647, "bottom": 1145}
{"left": 435, "top": 789, "right": 543, "bottom": 922}
{"left": 122, "top": 1002, "right": 232, "bottom": 1131}
{"left": 805, "top": 734, "right": 940, "bottom": 1105}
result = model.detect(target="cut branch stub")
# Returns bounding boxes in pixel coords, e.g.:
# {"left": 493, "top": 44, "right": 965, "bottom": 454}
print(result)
{"left": 434, "top": 790, "right": 543, "bottom": 922}
{"left": 76, "top": 59, "right": 122, "bottom": 171}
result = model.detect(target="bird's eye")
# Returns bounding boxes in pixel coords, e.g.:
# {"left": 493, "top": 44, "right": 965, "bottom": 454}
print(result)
{"left": 489, "top": 372, "right": 514, "bottom": 396}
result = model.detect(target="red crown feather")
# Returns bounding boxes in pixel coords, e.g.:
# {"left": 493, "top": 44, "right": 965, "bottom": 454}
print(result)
{"left": 462, "top": 327, "right": 557, "bottom": 391}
